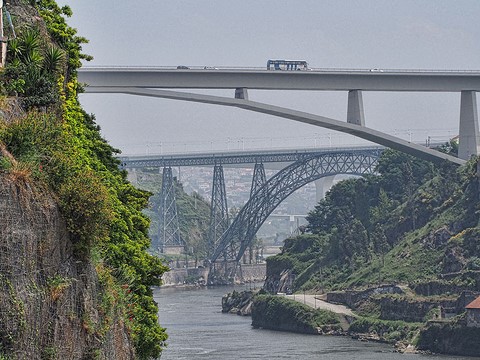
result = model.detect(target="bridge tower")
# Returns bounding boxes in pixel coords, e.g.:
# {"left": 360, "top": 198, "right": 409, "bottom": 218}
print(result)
{"left": 250, "top": 161, "right": 266, "bottom": 195}
{"left": 158, "top": 167, "right": 184, "bottom": 254}
{"left": 244, "top": 161, "right": 266, "bottom": 264}
{"left": 208, "top": 164, "right": 229, "bottom": 259}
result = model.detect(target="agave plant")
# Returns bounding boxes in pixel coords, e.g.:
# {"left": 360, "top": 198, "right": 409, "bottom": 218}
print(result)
{"left": 13, "top": 28, "right": 43, "bottom": 70}
{"left": 6, "top": 38, "right": 24, "bottom": 61}
{"left": 43, "top": 45, "right": 65, "bottom": 74}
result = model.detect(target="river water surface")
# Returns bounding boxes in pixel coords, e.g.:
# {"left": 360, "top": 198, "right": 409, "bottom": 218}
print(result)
{"left": 154, "top": 285, "right": 477, "bottom": 360}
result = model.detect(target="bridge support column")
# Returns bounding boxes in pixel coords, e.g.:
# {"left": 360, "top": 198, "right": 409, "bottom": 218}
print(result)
{"left": 347, "top": 90, "right": 365, "bottom": 126}
{"left": 315, "top": 175, "right": 335, "bottom": 202}
{"left": 250, "top": 162, "right": 266, "bottom": 196}
{"left": 235, "top": 87, "right": 249, "bottom": 100}
{"left": 208, "top": 164, "right": 229, "bottom": 258}
{"left": 459, "top": 91, "right": 480, "bottom": 160}
{"left": 244, "top": 162, "right": 267, "bottom": 263}
{"left": 158, "top": 167, "right": 183, "bottom": 253}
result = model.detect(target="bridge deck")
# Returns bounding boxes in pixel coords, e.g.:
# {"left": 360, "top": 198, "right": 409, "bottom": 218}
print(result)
{"left": 78, "top": 67, "right": 480, "bottom": 92}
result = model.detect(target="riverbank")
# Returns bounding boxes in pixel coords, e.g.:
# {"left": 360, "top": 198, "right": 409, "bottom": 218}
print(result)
{"left": 156, "top": 285, "right": 447, "bottom": 360}
{"left": 221, "top": 289, "right": 480, "bottom": 357}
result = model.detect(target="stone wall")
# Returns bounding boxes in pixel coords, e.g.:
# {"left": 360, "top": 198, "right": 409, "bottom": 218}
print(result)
{"left": 467, "top": 309, "right": 480, "bottom": 327}
{"left": 240, "top": 263, "right": 266, "bottom": 283}
{"left": 326, "top": 285, "right": 403, "bottom": 309}
{"left": 161, "top": 267, "right": 209, "bottom": 286}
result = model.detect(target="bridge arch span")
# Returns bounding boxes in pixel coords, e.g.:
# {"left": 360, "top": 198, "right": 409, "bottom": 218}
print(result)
{"left": 85, "top": 87, "right": 465, "bottom": 166}
{"left": 210, "top": 149, "right": 382, "bottom": 263}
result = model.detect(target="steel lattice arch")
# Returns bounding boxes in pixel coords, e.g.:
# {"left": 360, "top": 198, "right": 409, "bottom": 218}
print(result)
{"left": 210, "top": 148, "right": 383, "bottom": 263}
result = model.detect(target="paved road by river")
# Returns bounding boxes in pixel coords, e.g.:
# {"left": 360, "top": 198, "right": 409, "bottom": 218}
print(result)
{"left": 284, "top": 294, "right": 355, "bottom": 316}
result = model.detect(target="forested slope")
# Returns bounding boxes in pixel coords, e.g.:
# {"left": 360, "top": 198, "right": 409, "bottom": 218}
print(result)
{"left": 266, "top": 148, "right": 479, "bottom": 293}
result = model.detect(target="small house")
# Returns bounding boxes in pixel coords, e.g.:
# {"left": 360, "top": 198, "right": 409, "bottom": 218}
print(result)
{"left": 465, "top": 296, "right": 480, "bottom": 327}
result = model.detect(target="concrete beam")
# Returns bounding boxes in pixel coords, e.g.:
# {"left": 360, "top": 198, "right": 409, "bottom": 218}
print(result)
{"left": 84, "top": 86, "right": 465, "bottom": 166}
{"left": 458, "top": 91, "right": 480, "bottom": 160}
{"left": 78, "top": 68, "right": 480, "bottom": 92}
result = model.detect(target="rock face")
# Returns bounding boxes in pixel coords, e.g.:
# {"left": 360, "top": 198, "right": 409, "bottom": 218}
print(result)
{"left": 264, "top": 269, "right": 295, "bottom": 294}
{"left": 222, "top": 290, "right": 255, "bottom": 316}
{"left": 0, "top": 176, "right": 134, "bottom": 359}
{"left": 417, "top": 322, "right": 480, "bottom": 357}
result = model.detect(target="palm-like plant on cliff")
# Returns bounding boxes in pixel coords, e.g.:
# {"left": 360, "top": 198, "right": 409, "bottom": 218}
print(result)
{"left": 2, "top": 26, "right": 65, "bottom": 109}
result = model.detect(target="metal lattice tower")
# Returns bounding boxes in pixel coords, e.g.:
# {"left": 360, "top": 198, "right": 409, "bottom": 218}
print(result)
{"left": 250, "top": 162, "right": 266, "bottom": 196}
{"left": 158, "top": 167, "right": 183, "bottom": 252}
{"left": 207, "top": 164, "right": 229, "bottom": 258}
{"left": 210, "top": 149, "right": 382, "bottom": 263}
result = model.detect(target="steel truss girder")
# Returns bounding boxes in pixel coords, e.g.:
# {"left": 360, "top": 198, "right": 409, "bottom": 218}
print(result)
{"left": 210, "top": 149, "right": 382, "bottom": 263}
{"left": 118, "top": 146, "right": 385, "bottom": 168}
{"left": 158, "top": 167, "right": 184, "bottom": 251}
{"left": 208, "top": 164, "right": 230, "bottom": 258}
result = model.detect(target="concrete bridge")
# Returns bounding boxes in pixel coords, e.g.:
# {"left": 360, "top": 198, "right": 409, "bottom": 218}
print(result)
{"left": 78, "top": 66, "right": 480, "bottom": 163}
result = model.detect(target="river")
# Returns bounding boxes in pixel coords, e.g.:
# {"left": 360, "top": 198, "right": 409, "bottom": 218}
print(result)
{"left": 153, "top": 285, "right": 477, "bottom": 360}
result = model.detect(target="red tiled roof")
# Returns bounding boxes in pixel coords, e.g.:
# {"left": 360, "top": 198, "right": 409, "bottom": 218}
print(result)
{"left": 466, "top": 296, "right": 480, "bottom": 309}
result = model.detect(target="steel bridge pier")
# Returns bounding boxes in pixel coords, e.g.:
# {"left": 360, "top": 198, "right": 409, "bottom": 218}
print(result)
{"left": 157, "top": 167, "right": 184, "bottom": 254}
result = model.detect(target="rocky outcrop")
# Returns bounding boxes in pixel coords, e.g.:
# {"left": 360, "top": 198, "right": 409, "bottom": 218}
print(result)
{"left": 417, "top": 322, "right": 480, "bottom": 357}
{"left": 251, "top": 294, "right": 342, "bottom": 335}
{"left": 0, "top": 176, "right": 134, "bottom": 359}
{"left": 264, "top": 269, "right": 295, "bottom": 294}
{"left": 222, "top": 290, "right": 255, "bottom": 316}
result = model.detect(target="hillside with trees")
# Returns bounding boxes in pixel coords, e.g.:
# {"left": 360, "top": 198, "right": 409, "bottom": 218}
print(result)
{"left": 263, "top": 147, "right": 480, "bottom": 354}
{"left": 266, "top": 147, "right": 477, "bottom": 291}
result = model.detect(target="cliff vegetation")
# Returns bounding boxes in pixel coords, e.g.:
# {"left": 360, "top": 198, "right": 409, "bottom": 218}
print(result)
{"left": 0, "top": 1, "right": 168, "bottom": 358}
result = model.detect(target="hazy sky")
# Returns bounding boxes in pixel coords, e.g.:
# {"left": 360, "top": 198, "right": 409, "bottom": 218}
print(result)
{"left": 60, "top": 0, "right": 480, "bottom": 155}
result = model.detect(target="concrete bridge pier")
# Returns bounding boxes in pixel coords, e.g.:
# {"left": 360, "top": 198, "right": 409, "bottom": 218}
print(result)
{"left": 347, "top": 90, "right": 365, "bottom": 126}
{"left": 315, "top": 175, "right": 335, "bottom": 202}
{"left": 459, "top": 91, "right": 480, "bottom": 160}
{"left": 235, "top": 87, "right": 249, "bottom": 100}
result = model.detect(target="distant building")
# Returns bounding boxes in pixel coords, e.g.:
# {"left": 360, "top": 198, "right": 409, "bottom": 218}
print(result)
{"left": 466, "top": 296, "right": 480, "bottom": 327}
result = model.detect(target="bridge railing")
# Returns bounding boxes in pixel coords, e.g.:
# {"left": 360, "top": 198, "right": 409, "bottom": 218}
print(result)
{"left": 79, "top": 66, "right": 480, "bottom": 74}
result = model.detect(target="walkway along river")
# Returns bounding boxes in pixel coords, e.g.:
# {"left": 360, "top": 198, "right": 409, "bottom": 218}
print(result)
{"left": 153, "top": 285, "right": 478, "bottom": 360}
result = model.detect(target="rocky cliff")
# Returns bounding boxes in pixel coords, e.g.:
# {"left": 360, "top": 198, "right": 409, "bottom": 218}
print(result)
{"left": 0, "top": 173, "right": 134, "bottom": 359}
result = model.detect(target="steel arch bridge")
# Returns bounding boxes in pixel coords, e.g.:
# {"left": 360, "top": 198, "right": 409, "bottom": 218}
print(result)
{"left": 210, "top": 148, "right": 382, "bottom": 264}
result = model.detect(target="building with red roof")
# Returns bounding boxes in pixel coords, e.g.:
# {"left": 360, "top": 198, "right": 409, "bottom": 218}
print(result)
{"left": 466, "top": 296, "right": 480, "bottom": 327}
